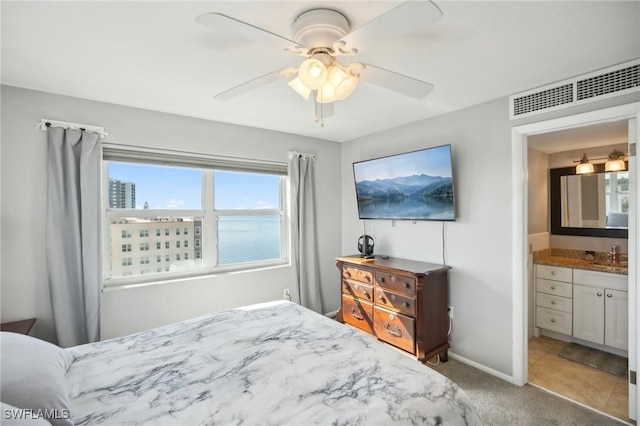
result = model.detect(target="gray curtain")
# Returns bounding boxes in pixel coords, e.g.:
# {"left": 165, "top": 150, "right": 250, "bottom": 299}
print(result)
{"left": 289, "top": 153, "right": 323, "bottom": 313}
{"left": 46, "top": 126, "right": 101, "bottom": 347}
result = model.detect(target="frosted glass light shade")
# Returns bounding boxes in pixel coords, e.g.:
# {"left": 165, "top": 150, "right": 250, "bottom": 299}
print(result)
{"left": 576, "top": 162, "right": 594, "bottom": 174}
{"left": 298, "top": 59, "right": 327, "bottom": 90}
{"left": 288, "top": 77, "right": 312, "bottom": 100}
{"left": 605, "top": 159, "right": 626, "bottom": 172}
{"left": 326, "top": 66, "right": 358, "bottom": 100}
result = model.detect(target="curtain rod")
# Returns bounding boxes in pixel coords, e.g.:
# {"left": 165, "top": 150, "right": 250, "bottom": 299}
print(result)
{"left": 288, "top": 151, "right": 316, "bottom": 159}
{"left": 37, "top": 118, "right": 108, "bottom": 137}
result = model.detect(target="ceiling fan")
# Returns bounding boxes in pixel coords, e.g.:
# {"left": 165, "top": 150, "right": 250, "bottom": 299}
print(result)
{"left": 196, "top": 1, "right": 442, "bottom": 124}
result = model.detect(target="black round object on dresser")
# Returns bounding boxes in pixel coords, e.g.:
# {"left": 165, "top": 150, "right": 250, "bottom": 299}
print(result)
{"left": 357, "top": 234, "right": 374, "bottom": 257}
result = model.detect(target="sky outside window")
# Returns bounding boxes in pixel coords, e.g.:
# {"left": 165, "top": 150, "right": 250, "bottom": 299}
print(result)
{"left": 108, "top": 162, "right": 279, "bottom": 210}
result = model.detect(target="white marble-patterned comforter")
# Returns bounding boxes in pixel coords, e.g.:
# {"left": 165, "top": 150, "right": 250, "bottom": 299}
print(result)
{"left": 67, "top": 301, "right": 482, "bottom": 425}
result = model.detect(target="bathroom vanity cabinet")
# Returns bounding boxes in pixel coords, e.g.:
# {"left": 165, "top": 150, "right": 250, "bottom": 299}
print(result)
{"left": 535, "top": 264, "right": 628, "bottom": 351}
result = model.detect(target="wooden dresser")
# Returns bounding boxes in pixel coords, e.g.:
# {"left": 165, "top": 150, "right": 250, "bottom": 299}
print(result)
{"left": 336, "top": 255, "right": 451, "bottom": 362}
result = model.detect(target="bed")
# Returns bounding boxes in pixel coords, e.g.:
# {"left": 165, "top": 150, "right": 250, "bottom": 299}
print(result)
{"left": 1, "top": 301, "right": 482, "bottom": 425}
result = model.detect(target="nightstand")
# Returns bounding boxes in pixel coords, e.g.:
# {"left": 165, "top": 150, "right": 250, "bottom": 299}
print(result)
{"left": 1, "top": 318, "right": 36, "bottom": 335}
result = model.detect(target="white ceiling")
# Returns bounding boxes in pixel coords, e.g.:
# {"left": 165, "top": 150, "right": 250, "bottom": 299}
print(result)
{"left": 2, "top": 1, "right": 639, "bottom": 143}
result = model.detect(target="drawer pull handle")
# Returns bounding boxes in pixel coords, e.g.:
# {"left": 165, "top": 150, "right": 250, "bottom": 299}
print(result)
{"left": 550, "top": 285, "right": 556, "bottom": 290}
{"left": 403, "top": 282, "right": 410, "bottom": 289}
{"left": 550, "top": 318, "right": 556, "bottom": 323}
{"left": 380, "top": 277, "right": 385, "bottom": 283}
{"left": 403, "top": 302, "right": 410, "bottom": 308}
{"left": 363, "top": 291, "right": 370, "bottom": 299}
{"left": 597, "top": 292, "right": 603, "bottom": 297}
{"left": 378, "top": 294, "right": 385, "bottom": 301}
{"left": 607, "top": 293, "right": 613, "bottom": 298}
{"left": 351, "top": 308, "right": 364, "bottom": 320}
{"left": 391, "top": 294, "right": 397, "bottom": 301}
{"left": 551, "top": 300, "right": 556, "bottom": 305}
{"left": 384, "top": 322, "right": 402, "bottom": 337}
{"left": 345, "top": 271, "right": 352, "bottom": 278}
{"left": 354, "top": 284, "right": 359, "bottom": 290}
{"left": 354, "top": 268, "right": 359, "bottom": 274}
{"left": 391, "top": 276, "right": 397, "bottom": 282}
{"left": 365, "top": 275, "right": 371, "bottom": 282}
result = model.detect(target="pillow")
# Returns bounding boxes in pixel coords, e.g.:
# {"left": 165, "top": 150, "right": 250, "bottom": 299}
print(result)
{"left": 0, "top": 332, "right": 74, "bottom": 426}
{"left": 1, "top": 401, "right": 51, "bottom": 425}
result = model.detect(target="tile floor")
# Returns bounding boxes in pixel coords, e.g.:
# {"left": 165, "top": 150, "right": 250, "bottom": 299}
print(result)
{"left": 528, "top": 336, "right": 630, "bottom": 423}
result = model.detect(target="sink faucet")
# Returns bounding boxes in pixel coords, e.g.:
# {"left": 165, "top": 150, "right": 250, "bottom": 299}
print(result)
{"left": 609, "top": 245, "right": 619, "bottom": 265}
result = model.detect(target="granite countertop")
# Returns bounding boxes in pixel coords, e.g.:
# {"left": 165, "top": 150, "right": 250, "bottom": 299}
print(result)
{"left": 534, "top": 248, "right": 628, "bottom": 275}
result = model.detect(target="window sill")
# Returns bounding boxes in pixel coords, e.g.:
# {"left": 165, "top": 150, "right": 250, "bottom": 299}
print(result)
{"left": 102, "top": 260, "right": 290, "bottom": 291}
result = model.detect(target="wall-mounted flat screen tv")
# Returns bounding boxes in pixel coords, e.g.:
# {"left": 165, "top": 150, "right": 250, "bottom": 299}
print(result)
{"left": 353, "top": 144, "right": 456, "bottom": 221}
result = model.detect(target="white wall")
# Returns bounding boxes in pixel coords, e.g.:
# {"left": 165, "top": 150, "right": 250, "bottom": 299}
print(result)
{"left": 0, "top": 85, "right": 342, "bottom": 342}
{"left": 342, "top": 98, "right": 515, "bottom": 374}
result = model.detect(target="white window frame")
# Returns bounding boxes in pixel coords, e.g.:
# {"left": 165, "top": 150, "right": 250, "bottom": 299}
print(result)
{"left": 101, "top": 145, "right": 289, "bottom": 288}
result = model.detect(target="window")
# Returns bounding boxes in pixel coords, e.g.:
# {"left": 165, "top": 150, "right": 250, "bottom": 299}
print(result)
{"left": 103, "top": 152, "right": 287, "bottom": 284}
{"left": 122, "top": 258, "right": 132, "bottom": 266}
{"left": 121, "top": 230, "right": 131, "bottom": 239}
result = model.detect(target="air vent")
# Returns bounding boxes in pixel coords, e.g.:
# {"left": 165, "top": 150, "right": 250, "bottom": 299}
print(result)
{"left": 510, "top": 59, "right": 640, "bottom": 120}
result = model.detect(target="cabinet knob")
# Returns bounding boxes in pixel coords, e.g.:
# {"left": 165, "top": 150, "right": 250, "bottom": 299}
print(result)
{"left": 551, "top": 300, "right": 556, "bottom": 305}
{"left": 354, "top": 284, "right": 359, "bottom": 290}
{"left": 597, "top": 292, "right": 603, "bottom": 297}
{"left": 391, "top": 276, "right": 397, "bottom": 282}
{"left": 550, "top": 285, "right": 556, "bottom": 290}
{"left": 607, "top": 293, "right": 613, "bottom": 298}
{"left": 403, "top": 302, "right": 410, "bottom": 308}
{"left": 403, "top": 282, "right": 410, "bottom": 289}
{"left": 550, "top": 318, "right": 556, "bottom": 323}
{"left": 354, "top": 268, "right": 359, "bottom": 274}
{"left": 551, "top": 271, "right": 556, "bottom": 275}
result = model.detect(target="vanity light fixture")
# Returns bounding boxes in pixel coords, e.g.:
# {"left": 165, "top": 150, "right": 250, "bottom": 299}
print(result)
{"left": 605, "top": 149, "right": 626, "bottom": 172}
{"left": 575, "top": 153, "right": 594, "bottom": 174}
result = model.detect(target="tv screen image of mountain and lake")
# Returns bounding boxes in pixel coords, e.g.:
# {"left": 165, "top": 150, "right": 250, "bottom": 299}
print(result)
{"left": 353, "top": 145, "right": 456, "bottom": 221}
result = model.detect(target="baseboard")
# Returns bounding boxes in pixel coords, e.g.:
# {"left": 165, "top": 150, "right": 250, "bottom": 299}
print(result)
{"left": 448, "top": 351, "right": 519, "bottom": 385}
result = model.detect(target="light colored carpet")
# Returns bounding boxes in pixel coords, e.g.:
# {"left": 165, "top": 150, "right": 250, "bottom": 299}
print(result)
{"left": 429, "top": 358, "right": 626, "bottom": 425}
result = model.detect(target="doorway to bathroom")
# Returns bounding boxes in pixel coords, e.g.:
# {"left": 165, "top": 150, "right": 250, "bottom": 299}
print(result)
{"left": 511, "top": 102, "right": 640, "bottom": 423}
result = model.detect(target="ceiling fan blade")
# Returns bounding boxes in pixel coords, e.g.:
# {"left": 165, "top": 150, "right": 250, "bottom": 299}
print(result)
{"left": 338, "top": 1, "right": 442, "bottom": 54}
{"left": 359, "top": 64, "right": 434, "bottom": 98}
{"left": 196, "top": 13, "right": 302, "bottom": 50}
{"left": 215, "top": 68, "right": 296, "bottom": 101}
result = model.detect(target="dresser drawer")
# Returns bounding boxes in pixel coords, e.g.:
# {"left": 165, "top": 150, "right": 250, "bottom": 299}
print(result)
{"left": 536, "top": 264, "right": 572, "bottom": 282}
{"left": 536, "top": 292, "right": 572, "bottom": 313}
{"left": 374, "top": 287, "right": 415, "bottom": 316}
{"left": 536, "top": 306, "right": 572, "bottom": 335}
{"left": 537, "top": 278, "right": 572, "bottom": 298}
{"left": 373, "top": 306, "right": 415, "bottom": 354}
{"left": 342, "top": 265, "right": 373, "bottom": 284}
{"left": 342, "top": 295, "right": 373, "bottom": 334}
{"left": 375, "top": 271, "right": 416, "bottom": 296}
{"left": 342, "top": 279, "right": 374, "bottom": 303}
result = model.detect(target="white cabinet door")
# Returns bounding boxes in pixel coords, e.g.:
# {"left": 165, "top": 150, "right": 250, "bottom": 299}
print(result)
{"left": 605, "top": 289, "right": 628, "bottom": 350}
{"left": 573, "top": 284, "right": 605, "bottom": 344}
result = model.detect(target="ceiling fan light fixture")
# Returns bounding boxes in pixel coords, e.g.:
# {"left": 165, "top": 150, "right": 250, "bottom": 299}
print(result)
{"left": 298, "top": 58, "right": 327, "bottom": 90}
{"left": 288, "top": 77, "right": 312, "bottom": 100}
{"left": 605, "top": 149, "right": 626, "bottom": 172}
{"left": 576, "top": 153, "right": 594, "bottom": 174}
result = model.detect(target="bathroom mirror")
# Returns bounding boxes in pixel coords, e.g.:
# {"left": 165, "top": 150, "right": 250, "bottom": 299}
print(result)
{"left": 550, "top": 164, "right": 628, "bottom": 238}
